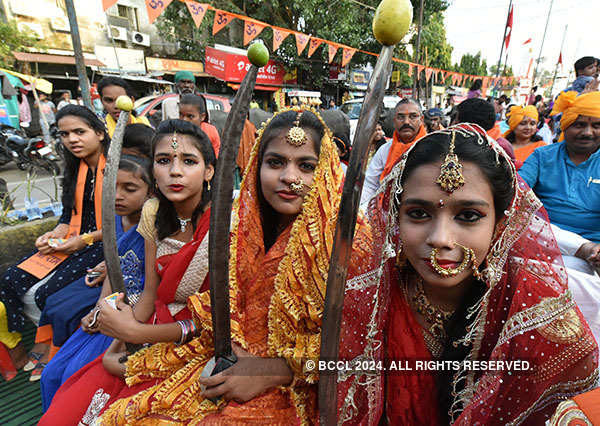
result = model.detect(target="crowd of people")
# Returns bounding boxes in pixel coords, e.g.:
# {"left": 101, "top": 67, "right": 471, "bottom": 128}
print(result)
{"left": 0, "top": 53, "right": 598, "bottom": 424}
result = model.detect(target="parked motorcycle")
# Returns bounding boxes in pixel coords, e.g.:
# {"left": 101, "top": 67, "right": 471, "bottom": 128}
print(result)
{"left": 2, "top": 128, "right": 61, "bottom": 175}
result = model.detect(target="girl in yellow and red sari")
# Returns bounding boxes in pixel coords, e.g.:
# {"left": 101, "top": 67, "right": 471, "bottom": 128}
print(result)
{"left": 83, "top": 108, "right": 370, "bottom": 425}
{"left": 336, "top": 124, "right": 598, "bottom": 425}
{"left": 40, "top": 119, "right": 216, "bottom": 425}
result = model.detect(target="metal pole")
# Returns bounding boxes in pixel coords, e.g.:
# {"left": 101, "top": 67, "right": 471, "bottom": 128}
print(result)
{"left": 412, "top": 0, "right": 424, "bottom": 100}
{"left": 532, "top": 0, "right": 554, "bottom": 86}
{"left": 549, "top": 25, "right": 567, "bottom": 96}
{"left": 64, "top": 0, "right": 93, "bottom": 110}
{"left": 105, "top": 13, "right": 123, "bottom": 76}
{"left": 495, "top": 0, "right": 512, "bottom": 79}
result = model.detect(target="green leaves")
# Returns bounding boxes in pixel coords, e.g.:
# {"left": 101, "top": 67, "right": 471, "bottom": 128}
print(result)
{"left": 0, "top": 20, "right": 44, "bottom": 69}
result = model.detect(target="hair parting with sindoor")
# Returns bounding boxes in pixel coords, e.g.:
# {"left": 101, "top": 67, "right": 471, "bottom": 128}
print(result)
{"left": 56, "top": 105, "right": 110, "bottom": 215}
{"left": 256, "top": 110, "right": 324, "bottom": 250}
{"left": 399, "top": 131, "right": 515, "bottom": 422}
{"left": 152, "top": 119, "right": 216, "bottom": 240}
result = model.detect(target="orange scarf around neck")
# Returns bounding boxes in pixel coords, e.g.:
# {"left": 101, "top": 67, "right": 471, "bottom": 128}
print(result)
{"left": 380, "top": 124, "right": 427, "bottom": 181}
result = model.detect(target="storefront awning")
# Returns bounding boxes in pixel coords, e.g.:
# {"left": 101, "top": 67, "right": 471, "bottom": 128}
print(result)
{"left": 0, "top": 68, "right": 53, "bottom": 94}
{"left": 13, "top": 52, "right": 105, "bottom": 67}
{"left": 98, "top": 73, "right": 173, "bottom": 85}
{"left": 228, "top": 83, "right": 280, "bottom": 92}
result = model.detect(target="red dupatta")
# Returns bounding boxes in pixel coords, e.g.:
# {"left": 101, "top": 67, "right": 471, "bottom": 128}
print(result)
{"left": 153, "top": 208, "right": 211, "bottom": 322}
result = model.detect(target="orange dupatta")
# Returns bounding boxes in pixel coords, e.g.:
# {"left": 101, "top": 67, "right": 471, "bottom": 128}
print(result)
{"left": 514, "top": 140, "right": 546, "bottom": 163}
{"left": 380, "top": 125, "right": 427, "bottom": 181}
{"left": 18, "top": 156, "right": 105, "bottom": 279}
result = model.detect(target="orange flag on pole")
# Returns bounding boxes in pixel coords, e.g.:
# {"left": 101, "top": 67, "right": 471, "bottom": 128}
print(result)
{"left": 146, "top": 0, "right": 173, "bottom": 24}
{"left": 102, "top": 0, "right": 118, "bottom": 11}
{"left": 328, "top": 43, "right": 339, "bottom": 63}
{"left": 213, "top": 11, "right": 234, "bottom": 35}
{"left": 416, "top": 64, "right": 424, "bottom": 77}
{"left": 307, "top": 38, "right": 323, "bottom": 57}
{"left": 243, "top": 20, "right": 266, "bottom": 45}
{"left": 273, "top": 28, "right": 291, "bottom": 51}
{"left": 185, "top": 2, "right": 209, "bottom": 28}
{"left": 295, "top": 33, "right": 310, "bottom": 55}
{"left": 341, "top": 48, "right": 356, "bottom": 67}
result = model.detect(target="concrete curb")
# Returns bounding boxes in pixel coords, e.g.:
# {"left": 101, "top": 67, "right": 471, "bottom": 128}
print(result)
{"left": 0, "top": 217, "right": 58, "bottom": 274}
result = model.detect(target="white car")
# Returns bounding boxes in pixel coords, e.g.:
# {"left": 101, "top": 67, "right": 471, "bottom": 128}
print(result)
{"left": 340, "top": 96, "right": 401, "bottom": 142}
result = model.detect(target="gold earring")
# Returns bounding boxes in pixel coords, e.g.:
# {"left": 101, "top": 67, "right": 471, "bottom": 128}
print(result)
{"left": 395, "top": 241, "right": 406, "bottom": 269}
{"left": 207, "top": 181, "right": 211, "bottom": 191}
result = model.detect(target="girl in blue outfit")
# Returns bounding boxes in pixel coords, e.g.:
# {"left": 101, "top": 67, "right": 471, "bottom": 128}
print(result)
{"left": 40, "top": 155, "right": 152, "bottom": 408}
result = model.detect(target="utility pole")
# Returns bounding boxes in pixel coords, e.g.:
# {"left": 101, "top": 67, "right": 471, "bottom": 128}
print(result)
{"left": 532, "top": 0, "right": 554, "bottom": 86}
{"left": 64, "top": 0, "right": 93, "bottom": 109}
{"left": 412, "top": 0, "right": 424, "bottom": 101}
{"left": 550, "top": 25, "right": 567, "bottom": 96}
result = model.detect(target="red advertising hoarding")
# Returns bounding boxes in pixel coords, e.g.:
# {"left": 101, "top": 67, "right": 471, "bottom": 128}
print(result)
{"left": 205, "top": 46, "right": 285, "bottom": 86}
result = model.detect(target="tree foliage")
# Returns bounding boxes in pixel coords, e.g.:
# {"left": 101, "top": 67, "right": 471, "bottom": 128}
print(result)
{"left": 454, "top": 52, "right": 487, "bottom": 76}
{"left": 0, "top": 20, "right": 43, "bottom": 69}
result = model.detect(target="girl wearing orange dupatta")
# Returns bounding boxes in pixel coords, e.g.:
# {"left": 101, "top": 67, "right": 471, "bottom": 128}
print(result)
{"left": 95, "top": 108, "right": 371, "bottom": 425}
{"left": 504, "top": 105, "right": 547, "bottom": 163}
{"left": 337, "top": 124, "right": 598, "bottom": 425}
{"left": 40, "top": 120, "right": 216, "bottom": 425}
{"left": 0, "top": 105, "right": 108, "bottom": 376}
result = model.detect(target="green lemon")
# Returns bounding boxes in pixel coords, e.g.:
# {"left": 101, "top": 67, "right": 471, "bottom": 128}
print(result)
{"left": 247, "top": 42, "right": 269, "bottom": 67}
{"left": 115, "top": 95, "right": 133, "bottom": 112}
{"left": 372, "top": 0, "right": 413, "bottom": 46}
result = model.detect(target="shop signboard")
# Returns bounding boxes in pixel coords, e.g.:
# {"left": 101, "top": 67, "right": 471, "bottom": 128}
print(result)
{"left": 95, "top": 46, "right": 146, "bottom": 74}
{"left": 205, "top": 46, "right": 285, "bottom": 86}
{"left": 349, "top": 69, "right": 371, "bottom": 90}
{"left": 146, "top": 57, "right": 205, "bottom": 74}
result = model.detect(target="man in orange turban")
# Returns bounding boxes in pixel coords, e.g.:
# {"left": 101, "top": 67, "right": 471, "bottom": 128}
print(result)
{"left": 361, "top": 98, "right": 427, "bottom": 206}
{"left": 520, "top": 90, "right": 600, "bottom": 274}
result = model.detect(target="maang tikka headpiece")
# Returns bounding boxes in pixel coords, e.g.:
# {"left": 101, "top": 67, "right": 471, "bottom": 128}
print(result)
{"left": 171, "top": 131, "right": 178, "bottom": 151}
{"left": 436, "top": 130, "right": 464, "bottom": 193}
{"left": 286, "top": 111, "right": 307, "bottom": 147}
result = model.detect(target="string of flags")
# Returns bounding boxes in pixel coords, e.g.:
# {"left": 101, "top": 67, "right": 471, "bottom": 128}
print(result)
{"left": 102, "top": 0, "right": 517, "bottom": 87}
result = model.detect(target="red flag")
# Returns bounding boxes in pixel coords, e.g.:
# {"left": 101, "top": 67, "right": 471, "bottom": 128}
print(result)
{"left": 243, "top": 20, "right": 266, "bottom": 45}
{"left": 307, "top": 38, "right": 323, "bottom": 57}
{"left": 295, "top": 33, "right": 310, "bottom": 55}
{"left": 522, "top": 38, "right": 532, "bottom": 45}
{"left": 146, "top": 0, "right": 173, "bottom": 24}
{"left": 341, "top": 48, "right": 356, "bottom": 67}
{"left": 272, "top": 28, "right": 291, "bottom": 51}
{"left": 185, "top": 2, "right": 208, "bottom": 28}
{"left": 328, "top": 43, "right": 339, "bottom": 63}
{"left": 102, "top": 0, "right": 118, "bottom": 11}
{"left": 212, "top": 11, "right": 234, "bottom": 35}
{"left": 504, "top": 5, "right": 513, "bottom": 50}
{"left": 558, "top": 51, "right": 563, "bottom": 65}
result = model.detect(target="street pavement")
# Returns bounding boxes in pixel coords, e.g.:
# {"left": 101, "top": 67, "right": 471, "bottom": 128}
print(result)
{"left": 0, "top": 162, "right": 62, "bottom": 210}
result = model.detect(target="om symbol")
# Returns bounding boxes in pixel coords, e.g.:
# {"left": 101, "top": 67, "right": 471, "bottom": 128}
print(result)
{"left": 216, "top": 13, "right": 227, "bottom": 25}
{"left": 246, "top": 23, "right": 256, "bottom": 36}
{"left": 189, "top": 4, "right": 205, "bottom": 15}
{"left": 149, "top": 0, "right": 164, "bottom": 9}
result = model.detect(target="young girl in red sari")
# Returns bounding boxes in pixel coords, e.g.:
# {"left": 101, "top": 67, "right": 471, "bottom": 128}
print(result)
{"left": 337, "top": 124, "right": 598, "bottom": 425}
{"left": 40, "top": 119, "right": 216, "bottom": 425}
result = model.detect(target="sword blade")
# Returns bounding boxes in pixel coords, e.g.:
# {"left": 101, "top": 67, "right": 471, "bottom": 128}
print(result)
{"left": 209, "top": 66, "right": 258, "bottom": 360}
{"left": 319, "top": 45, "right": 395, "bottom": 425}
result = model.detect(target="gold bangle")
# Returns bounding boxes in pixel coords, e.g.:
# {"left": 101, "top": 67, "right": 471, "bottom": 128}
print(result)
{"left": 80, "top": 233, "right": 94, "bottom": 246}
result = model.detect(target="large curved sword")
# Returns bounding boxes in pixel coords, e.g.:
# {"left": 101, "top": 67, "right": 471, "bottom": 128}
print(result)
{"left": 318, "top": 45, "right": 396, "bottom": 425}
{"left": 204, "top": 48, "right": 263, "bottom": 386}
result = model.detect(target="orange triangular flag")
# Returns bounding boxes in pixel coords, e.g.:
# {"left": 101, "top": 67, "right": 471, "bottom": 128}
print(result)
{"left": 451, "top": 73, "right": 458, "bottom": 84}
{"left": 307, "top": 38, "right": 323, "bottom": 57}
{"left": 295, "top": 33, "right": 310, "bottom": 55}
{"left": 341, "top": 48, "right": 356, "bottom": 67}
{"left": 213, "top": 11, "right": 235, "bottom": 35}
{"left": 425, "top": 68, "right": 433, "bottom": 82}
{"left": 243, "top": 20, "right": 266, "bottom": 46}
{"left": 273, "top": 28, "right": 291, "bottom": 51}
{"left": 416, "top": 65, "right": 425, "bottom": 77}
{"left": 440, "top": 71, "right": 448, "bottom": 83}
{"left": 185, "top": 2, "right": 209, "bottom": 28}
{"left": 407, "top": 64, "right": 413, "bottom": 77}
{"left": 146, "top": 0, "right": 173, "bottom": 24}
{"left": 102, "top": 0, "right": 118, "bottom": 11}
{"left": 328, "top": 43, "right": 339, "bottom": 63}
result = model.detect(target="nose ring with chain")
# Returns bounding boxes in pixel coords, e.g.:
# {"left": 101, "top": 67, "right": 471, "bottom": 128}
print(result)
{"left": 290, "top": 178, "right": 304, "bottom": 195}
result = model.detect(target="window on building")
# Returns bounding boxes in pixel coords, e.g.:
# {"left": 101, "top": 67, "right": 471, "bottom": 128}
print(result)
{"left": 108, "top": 4, "right": 139, "bottom": 31}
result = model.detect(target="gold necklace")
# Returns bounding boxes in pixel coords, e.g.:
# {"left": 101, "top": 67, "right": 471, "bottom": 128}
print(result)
{"left": 411, "top": 280, "right": 454, "bottom": 340}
